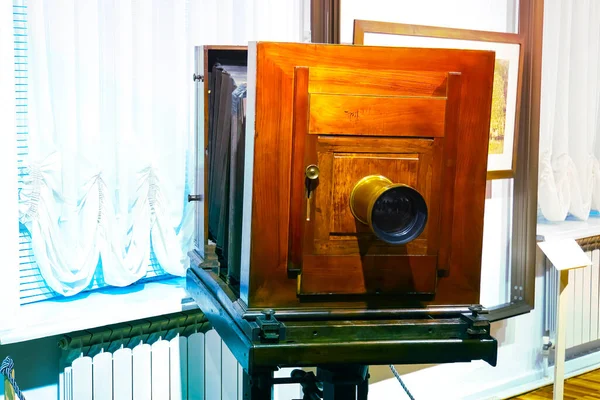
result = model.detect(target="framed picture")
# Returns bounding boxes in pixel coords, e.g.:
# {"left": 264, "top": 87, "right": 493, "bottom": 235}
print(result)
{"left": 353, "top": 20, "right": 524, "bottom": 180}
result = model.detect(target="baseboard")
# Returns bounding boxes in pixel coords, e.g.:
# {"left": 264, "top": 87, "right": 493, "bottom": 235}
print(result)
{"left": 470, "top": 350, "right": 600, "bottom": 399}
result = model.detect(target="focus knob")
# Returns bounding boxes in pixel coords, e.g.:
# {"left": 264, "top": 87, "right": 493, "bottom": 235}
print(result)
{"left": 305, "top": 164, "right": 320, "bottom": 180}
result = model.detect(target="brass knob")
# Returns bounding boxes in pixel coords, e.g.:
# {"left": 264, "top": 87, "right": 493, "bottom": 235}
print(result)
{"left": 349, "top": 175, "right": 428, "bottom": 245}
{"left": 305, "top": 164, "right": 320, "bottom": 180}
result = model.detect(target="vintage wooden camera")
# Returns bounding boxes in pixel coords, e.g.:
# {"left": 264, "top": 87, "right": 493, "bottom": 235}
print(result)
{"left": 187, "top": 41, "right": 497, "bottom": 397}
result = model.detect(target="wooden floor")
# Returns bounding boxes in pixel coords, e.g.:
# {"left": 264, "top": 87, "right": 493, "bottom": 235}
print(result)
{"left": 512, "top": 369, "right": 600, "bottom": 399}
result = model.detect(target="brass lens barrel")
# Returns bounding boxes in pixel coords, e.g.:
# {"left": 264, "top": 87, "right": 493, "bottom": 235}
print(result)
{"left": 350, "top": 175, "right": 428, "bottom": 245}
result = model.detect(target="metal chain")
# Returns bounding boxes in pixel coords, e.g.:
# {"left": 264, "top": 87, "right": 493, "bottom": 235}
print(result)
{"left": 389, "top": 364, "right": 415, "bottom": 400}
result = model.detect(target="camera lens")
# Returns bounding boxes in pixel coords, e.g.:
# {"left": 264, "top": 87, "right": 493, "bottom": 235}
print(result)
{"left": 370, "top": 186, "right": 427, "bottom": 244}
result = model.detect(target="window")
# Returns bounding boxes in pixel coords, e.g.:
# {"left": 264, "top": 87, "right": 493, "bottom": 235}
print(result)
{"left": 536, "top": 0, "right": 600, "bottom": 237}
{"left": 1, "top": 0, "right": 310, "bottom": 344}
{"left": 15, "top": 0, "right": 189, "bottom": 305}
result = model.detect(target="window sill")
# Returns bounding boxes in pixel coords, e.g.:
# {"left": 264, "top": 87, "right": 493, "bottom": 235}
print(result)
{"left": 537, "top": 215, "right": 600, "bottom": 241}
{"left": 0, "top": 277, "right": 197, "bottom": 345}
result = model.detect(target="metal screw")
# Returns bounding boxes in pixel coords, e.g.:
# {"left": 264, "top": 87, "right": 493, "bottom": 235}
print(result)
{"left": 469, "top": 305, "right": 487, "bottom": 317}
{"left": 261, "top": 309, "right": 274, "bottom": 320}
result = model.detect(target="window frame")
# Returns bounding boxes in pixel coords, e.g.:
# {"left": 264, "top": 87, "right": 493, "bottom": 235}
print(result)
{"left": 502, "top": 0, "right": 543, "bottom": 322}
{"left": 310, "top": 0, "right": 340, "bottom": 43}
{"left": 0, "top": 0, "right": 196, "bottom": 342}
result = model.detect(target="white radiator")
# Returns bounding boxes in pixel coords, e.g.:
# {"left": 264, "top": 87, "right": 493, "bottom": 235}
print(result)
{"left": 545, "top": 248, "right": 600, "bottom": 350}
{"left": 61, "top": 328, "right": 302, "bottom": 400}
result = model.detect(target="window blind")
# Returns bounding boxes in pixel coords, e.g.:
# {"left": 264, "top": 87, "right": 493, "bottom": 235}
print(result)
{"left": 14, "top": 0, "right": 171, "bottom": 305}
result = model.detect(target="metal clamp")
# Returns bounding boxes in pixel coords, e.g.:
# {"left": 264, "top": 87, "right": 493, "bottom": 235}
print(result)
{"left": 193, "top": 73, "right": 204, "bottom": 82}
{"left": 463, "top": 305, "right": 491, "bottom": 337}
{"left": 188, "top": 194, "right": 203, "bottom": 202}
{"left": 468, "top": 305, "right": 488, "bottom": 317}
{"left": 255, "top": 309, "right": 285, "bottom": 343}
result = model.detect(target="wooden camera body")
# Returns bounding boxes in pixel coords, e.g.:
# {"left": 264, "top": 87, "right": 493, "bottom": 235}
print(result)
{"left": 192, "top": 41, "right": 495, "bottom": 313}
{"left": 186, "top": 42, "right": 499, "bottom": 378}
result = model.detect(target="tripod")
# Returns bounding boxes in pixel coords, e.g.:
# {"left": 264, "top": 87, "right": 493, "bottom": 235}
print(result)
{"left": 245, "top": 365, "right": 369, "bottom": 400}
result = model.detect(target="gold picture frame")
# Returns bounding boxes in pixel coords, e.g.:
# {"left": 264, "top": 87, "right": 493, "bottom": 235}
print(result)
{"left": 353, "top": 19, "right": 524, "bottom": 180}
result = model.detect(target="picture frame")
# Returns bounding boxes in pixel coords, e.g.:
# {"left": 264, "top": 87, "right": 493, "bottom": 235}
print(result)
{"left": 353, "top": 19, "right": 524, "bottom": 180}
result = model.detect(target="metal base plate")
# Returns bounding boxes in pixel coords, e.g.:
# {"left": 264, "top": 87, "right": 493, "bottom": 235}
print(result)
{"left": 186, "top": 266, "right": 498, "bottom": 375}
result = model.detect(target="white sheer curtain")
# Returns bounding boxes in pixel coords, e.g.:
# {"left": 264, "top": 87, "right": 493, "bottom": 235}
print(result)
{"left": 538, "top": 0, "right": 600, "bottom": 221}
{"left": 21, "top": 0, "right": 307, "bottom": 297}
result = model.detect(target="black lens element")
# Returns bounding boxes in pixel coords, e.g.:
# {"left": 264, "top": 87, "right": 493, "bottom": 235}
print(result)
{"left": 370, "top": 186, "right": 428, "bottom": 245}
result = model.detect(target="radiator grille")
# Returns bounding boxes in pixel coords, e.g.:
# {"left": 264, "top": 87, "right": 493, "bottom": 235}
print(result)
{"left": 60, "top": 318, "right": 302, "bottom": 400}
{"left": 545, "top": 247, "right": 600, "bottom": 350}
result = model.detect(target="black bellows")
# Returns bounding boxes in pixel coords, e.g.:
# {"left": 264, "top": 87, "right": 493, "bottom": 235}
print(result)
{"left": 207, "top": 63, "right": 247, "bottom": 285}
